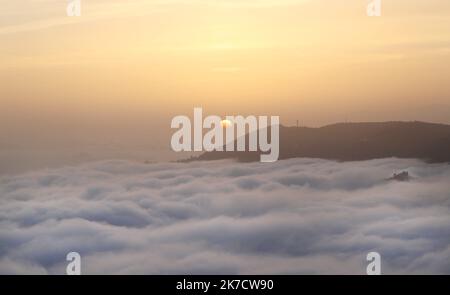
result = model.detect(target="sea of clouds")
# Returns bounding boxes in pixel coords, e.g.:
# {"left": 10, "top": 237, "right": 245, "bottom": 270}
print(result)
{"left": 0, "top": 158, "right": 449, "bottom": 274}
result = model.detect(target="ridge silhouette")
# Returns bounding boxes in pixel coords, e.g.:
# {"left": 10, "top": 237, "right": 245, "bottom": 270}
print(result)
{"left": 190, "top": 121, "right": 450, "bottom": 163}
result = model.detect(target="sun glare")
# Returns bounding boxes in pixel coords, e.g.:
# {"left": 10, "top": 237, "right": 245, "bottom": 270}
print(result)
{"left": 221, "top": 119, "right": 233, "bottom": 128}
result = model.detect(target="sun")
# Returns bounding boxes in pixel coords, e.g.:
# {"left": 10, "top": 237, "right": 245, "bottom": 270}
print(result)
{"left": 221, "top": 119, "right": 233, "bottom": 128}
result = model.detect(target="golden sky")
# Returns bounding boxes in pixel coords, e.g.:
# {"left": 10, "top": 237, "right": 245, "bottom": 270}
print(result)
{"left": 1, "top": 0, "right": 450, "bottom": 137}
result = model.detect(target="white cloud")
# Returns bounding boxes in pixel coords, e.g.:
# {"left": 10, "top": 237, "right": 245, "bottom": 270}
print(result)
{"left": 0, "top": 158, "right": 449, "bottom": 274}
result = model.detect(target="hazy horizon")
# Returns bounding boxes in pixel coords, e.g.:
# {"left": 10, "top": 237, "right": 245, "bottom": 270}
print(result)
{"left": 1, "top": 1, "right": 450, "bottom": 276}
{"left": 2, "top": 1, "right": 450, "bottom": 155}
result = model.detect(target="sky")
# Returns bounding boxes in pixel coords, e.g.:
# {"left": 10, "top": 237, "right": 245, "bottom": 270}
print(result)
{"left": 1, "top": 2, "right": 450, "bottom": 275}
{"left": 1, "top": 0, "right": 450, "bottom": 172}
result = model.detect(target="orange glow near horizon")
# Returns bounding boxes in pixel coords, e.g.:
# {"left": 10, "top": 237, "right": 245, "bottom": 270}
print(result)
{"left": 1, "top": 0, "right": 450, "bottom": 129}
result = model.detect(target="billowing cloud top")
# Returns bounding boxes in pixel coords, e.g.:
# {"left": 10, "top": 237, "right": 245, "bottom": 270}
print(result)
{"left": 0, "top": 158, "right": 449, "bottom": 274}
